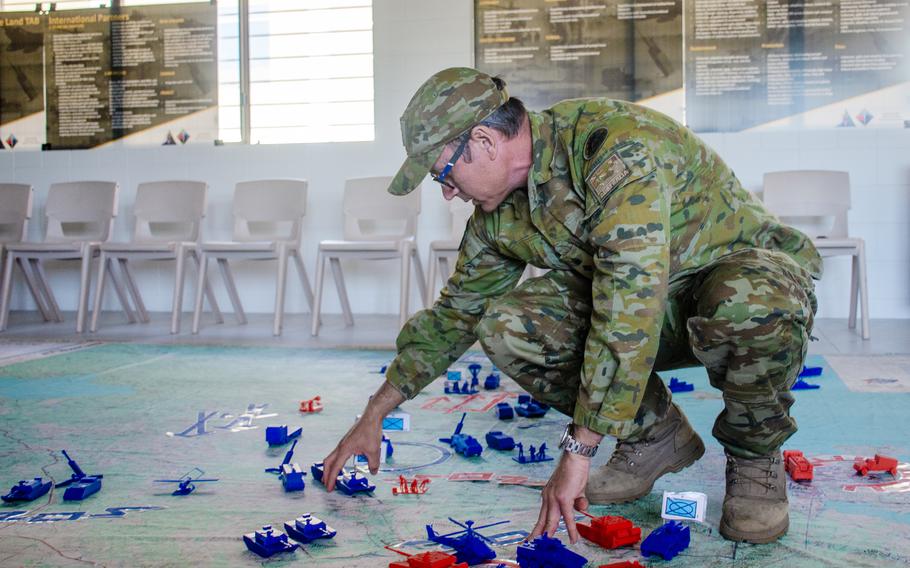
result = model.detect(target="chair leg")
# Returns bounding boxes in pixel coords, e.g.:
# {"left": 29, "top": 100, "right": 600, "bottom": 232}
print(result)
{"left": 192, "top": 251, "right": 223, "bottom": 324}
{"left": 426, "top": 250, "right": 439, "bottom": 307}
{"left": 17, "top": 257, "right": 52, "bottom": 321}
{"left": 171, "top": 246, "right": 187, "bottom": 334}
{"left": 218, "top": 258, "right": 247, "bottom": 324}
{"left": 411, "top": 246, "right": 427, "bottom": 309}
{"left": 75, "top": 247, "right": 94, "bottom": 333}
{"left": 273, "top": 245, "right": 289, "bottom": 336}
{"left": 857, "top": 243, "right": 870, "bottom": 340}
{"left": 292, "top": 251, "right": 317, "bottom": 316}
{"left": 31, "top": 260, "right": 64, "bottom": 322}
{"left": 192, "top": 253, "right": 208, "bottom": 334}
{"left": 0, "top": 251, "right": 17, "bottom": 330}
{"left": 119, "top": 259, "right": 149, "bottom": 323}
{"left": 107, "top": 258, "right": 138, "bottom": 324}
{"left": 848, "top": 255, "right": 859, "bottom": 330}
{"left": 399, "top": 243, "right": 411, "bottom": 329}
{"left": 311, "top": 250, "right": 326, "bottom": 336}
{"left": 330, "top": 257, "right": 354, "bottom": 327}
{"left": 90, "top": 254, "right": 109, "bottom": 332}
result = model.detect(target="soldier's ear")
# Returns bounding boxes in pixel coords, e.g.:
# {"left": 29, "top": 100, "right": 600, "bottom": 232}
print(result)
{"left": 472, "top": 125, "right": 498, "bottom": 160}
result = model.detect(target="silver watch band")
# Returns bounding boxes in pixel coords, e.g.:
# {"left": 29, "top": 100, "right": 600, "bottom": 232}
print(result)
{"left": 559, "top": 423, "right": 599, "bottom": 457}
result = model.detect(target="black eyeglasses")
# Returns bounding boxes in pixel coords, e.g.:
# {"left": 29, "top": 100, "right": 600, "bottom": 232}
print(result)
{"left": 430, "top": 137, "right": 468, "bottom": 190}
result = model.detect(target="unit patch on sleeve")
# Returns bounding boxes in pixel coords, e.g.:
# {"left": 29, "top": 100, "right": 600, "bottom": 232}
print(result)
{"left": 585, "top": 152, "right": 630, "bottom": 203}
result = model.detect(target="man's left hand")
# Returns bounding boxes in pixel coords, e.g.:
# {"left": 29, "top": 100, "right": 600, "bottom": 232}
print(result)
{"left": 529, "top": 452, "right": 591, "bottom": 543}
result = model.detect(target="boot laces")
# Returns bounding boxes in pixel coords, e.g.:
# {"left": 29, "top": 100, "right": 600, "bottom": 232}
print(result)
{"left": 609, "top": 438, "right": 651, "bottom": 468}
{"left": 727, "top": 455, "right": 780, "bottom": 491}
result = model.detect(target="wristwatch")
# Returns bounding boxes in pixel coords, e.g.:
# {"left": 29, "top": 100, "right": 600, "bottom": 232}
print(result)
{"left": 558, "top": 422, "right": 599, "bottom": 458}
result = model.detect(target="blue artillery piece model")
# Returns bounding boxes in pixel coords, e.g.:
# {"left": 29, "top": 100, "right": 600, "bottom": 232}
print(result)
{"left": 55, "top": 450, "right": 103, "bottom": 501}
{"left": 439, "top": 413, "right": 483, "bottom": 457}
{"left": 668, "top": 377, "right": 694, "bottom": 393}
{"left": 310, "top": 462, "right": 375, "bottom": 495}
{"left": 243, "top": 525, "right": 298, "bottom": 558}
{"left": 512, "top": 442, "right": 553, "bottom": 464}
{"left": 265, "top": 424, "right": 302, "bottom": 446}
{"left": 792, "top": 378, "right": 821, "bottom": 390}
{"left": 265, "top": 439, "right": 306, "bottom": 491}
{"left": 154, "top": 467, "right": 219, "bottom": 495}
{"left": 495, "top": 402, "right": 514, "bottom": 420}
{"left": 514, "top": 394, "right": 549, "bottom": 418}
{"left": 284, "top": 513, "right": 337, "bottom": 544}
{"left": 485, "top": 431, "right": 516, "bottom": 451}
{"left": 426, "top": 517, "right": 509, "bottom": 566}
{"left": 641, "top": 520, "right": 690, "bottom": 561}
{"left": 2, "top": 477, "right": 52, "bottom": 503}
{"left": 516, "top": 534, "right": 588, "bottom": 568}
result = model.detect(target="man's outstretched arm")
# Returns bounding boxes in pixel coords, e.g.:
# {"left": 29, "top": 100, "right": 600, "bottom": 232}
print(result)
{"left": 321, "top": 381, "right": 405, "bottom": 492}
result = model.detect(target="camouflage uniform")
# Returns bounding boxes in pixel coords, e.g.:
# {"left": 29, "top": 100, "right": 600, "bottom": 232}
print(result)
{"left": 386, "top": 72, "right": 822, "bottom": 459}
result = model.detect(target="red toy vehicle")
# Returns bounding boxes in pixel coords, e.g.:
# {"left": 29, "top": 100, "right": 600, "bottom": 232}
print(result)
{"left": 386, "top": 548, "right": 468, "bottom": 568}
{"left": 599, "top": 562, "right": 645, "bottom": 568}
{"left": 783, "top": 450, "right": 814, "bottom": 481}
{"left": 299, "top": 396, "right": 323, "bottom": 413}
{"left": 854, "top": 454, "right": 899, "bottom": 477}
{"left": 577, "top": 513, "right": 641, "bottom": 549}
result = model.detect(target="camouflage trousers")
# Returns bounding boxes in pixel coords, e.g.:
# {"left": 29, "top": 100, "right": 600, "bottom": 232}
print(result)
{"left": 474, "top": 249, "right": 818, "bottom": 458}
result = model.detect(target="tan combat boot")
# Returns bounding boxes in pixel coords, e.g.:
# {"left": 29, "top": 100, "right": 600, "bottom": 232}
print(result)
{"left": 585, "top": 403, "right": 705, "bottom": 504}
{"left": 719, "top": 452, "right": 789, "bottom": 544}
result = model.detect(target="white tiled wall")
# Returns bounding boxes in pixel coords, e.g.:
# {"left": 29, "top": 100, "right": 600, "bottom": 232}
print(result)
{"left": 2, "top": 0, "right": 909, "bottom": 319}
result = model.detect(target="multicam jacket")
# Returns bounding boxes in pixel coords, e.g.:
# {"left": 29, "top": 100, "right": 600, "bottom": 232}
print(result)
{"left": 386, "top": 99, "right": 822, "bottom": 436}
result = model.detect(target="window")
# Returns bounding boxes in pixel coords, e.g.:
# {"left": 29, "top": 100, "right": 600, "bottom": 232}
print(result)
{"left": 246, "top": 0, "right": 374, "bottom": 144}
{"left": 0, "top": 0, "right": 374, "bottom": 145}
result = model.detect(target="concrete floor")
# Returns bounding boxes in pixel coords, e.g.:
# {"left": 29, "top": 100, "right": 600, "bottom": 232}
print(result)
{"left": 0, "top": 309, "right": 907, "bottom": 356}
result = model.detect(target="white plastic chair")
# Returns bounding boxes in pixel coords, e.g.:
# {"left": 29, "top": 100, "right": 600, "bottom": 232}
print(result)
{"left": 192, "top": 179, "right": 315, "bottom": 336}
{"left": 90, "top": 181, "right": 223, "bottom": 334}
{"left": 763, "top": 170, "right": 869, "bottom": 339}
{"left": 0, "top": 181, "right": 119, "bottom": 332}
{"left": 311, "top": 176, "right": 426, "bottom": 336}
{"left": 0, "top": 183, "right": 58, "bottom": 323}
{"left": 425, "top": 198, "right": 474, "bottom": 305}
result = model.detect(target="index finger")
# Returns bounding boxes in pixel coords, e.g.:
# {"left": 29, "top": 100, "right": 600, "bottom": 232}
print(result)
{"left": 323, "top": 453, "right": 342, "bottom": 492}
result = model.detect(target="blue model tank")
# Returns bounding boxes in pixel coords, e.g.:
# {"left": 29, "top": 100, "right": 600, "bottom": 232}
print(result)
{"left": 2, "top": 478, "right": 52, "bottom": 503}
{"left": 516, "top": 534, "right": 587, "bottom": 568}
{"left": 284, "top": 514, "right": 337, "bottom": 543}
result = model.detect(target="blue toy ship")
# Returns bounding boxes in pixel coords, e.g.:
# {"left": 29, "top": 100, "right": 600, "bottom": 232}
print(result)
{"left": 668, "top": 377, "right": 694, "bottom": 393}
{"left": 284, "top": 513, "right": 337, "bottom": 543}
{"left": 154, "top": 467, "right": 219, "bottom": 496}
{"left": 310, "top": 462, "right": 375, "bottom": 495}
{"left": 641, "top": 520, "right": 690, "bottom": 561}
{"left": 242, "top": 525, "right": 298, "bottom": 558}
{"left": 439, "top": 413, "right": 483, "bottom": 457}
{"left": 516, "top": 534, "right": 587, "bottom": 568}
{"left": 485, "top": 431, "right": 516, "bottom": 451}
{"left": 426, "top": 517, "right": 509, "bottom": 566}
{"left": 55, "top": 450, "right": 103, "bottom": 501}
{"left": 514, "top": 395, "right": 549, "bottom": 418}
{"left": 2, "top": 477, "right": 52, "bottom": 503}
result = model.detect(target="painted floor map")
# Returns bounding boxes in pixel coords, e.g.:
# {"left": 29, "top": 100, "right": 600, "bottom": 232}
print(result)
{"left": 0, "top": 343, "right": 908, "bottom": 566}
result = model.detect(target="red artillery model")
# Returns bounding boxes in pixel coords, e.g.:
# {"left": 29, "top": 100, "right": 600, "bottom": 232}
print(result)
{"left": 783, "top": 450, "right": 814, "bottom": 481}
{"left": 854, "top": 454, "right": 899, "bottom": 477}
{"left": 299, "top": 396, "right": 323, "bottom": 413}
{"left": 577, "top": 512, "right": 641, "bottom": 549}
{"left": 386, "top": 547, "right": 468, "bottom": 568}
{"left": 392, "top": 475, "right": 431, "bottom": 495}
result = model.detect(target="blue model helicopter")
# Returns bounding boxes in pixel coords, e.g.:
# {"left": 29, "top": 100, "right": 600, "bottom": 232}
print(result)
{"left": 154, "top": 467, "right": 219, "bottom": 496}
{"left": 425, "top": 517, "right": 509, "bottom": 565}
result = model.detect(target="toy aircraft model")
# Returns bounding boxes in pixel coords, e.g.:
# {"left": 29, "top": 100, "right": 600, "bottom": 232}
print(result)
{"left": 425, "top": 517, "right": 509, "bottom": 565}
{"left": 154, "top": 467, "right": 219, "bottom": 495}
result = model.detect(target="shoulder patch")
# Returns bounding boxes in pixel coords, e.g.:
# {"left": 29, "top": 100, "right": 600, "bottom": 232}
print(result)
{"left": 585, "top": 153, "right": 630, "bottom": 203}
{"left": 583, "top": 127, "right": 609, "bottom": 160}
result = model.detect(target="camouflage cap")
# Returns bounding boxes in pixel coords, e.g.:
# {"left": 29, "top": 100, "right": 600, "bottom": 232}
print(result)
{"left": 388, "top": 67, "right": 509, "bottom": 195}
